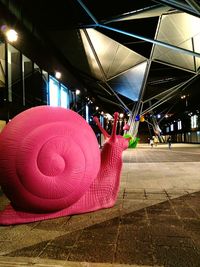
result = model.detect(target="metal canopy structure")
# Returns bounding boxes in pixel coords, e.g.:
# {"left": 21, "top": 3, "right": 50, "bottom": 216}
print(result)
{"left": 3, "top": 0, "right": 200, "bottom": 132}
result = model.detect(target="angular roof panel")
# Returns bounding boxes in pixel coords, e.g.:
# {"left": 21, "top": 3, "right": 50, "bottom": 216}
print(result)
{"left": 153, "top": 12, "right": 200, "bottom": 72}
{"left": 81, "top": 29, "right": 147, "bottom": 80}
{"left": 108, "top": 61, "right": 148, "bottom": 101}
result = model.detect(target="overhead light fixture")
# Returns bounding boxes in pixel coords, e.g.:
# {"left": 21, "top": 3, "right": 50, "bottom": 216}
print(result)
{"left": 75, "top": 89, "right": 80, "bottom": 95}
{"left": 6, "top": 29, "right": 18, "bottom": 42}
{"left": 55, "top": 71, "right": 61, "bottom": 79}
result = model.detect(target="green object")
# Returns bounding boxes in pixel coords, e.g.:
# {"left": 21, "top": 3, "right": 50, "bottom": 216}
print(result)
{"left": 123, "top": 134, "right": 140, "bottom": 148}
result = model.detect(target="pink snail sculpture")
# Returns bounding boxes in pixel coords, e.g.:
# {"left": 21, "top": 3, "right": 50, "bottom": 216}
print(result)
{"left": 0, "top": 106, "right": 129, "bottom": 225}
{"left": 123, "top": 123, "right": 130, "bottom": 131}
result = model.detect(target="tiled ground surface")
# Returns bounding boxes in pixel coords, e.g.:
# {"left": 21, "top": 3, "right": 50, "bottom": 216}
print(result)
{"left": 0, "top": 143, "right": 200, "bottom": 267}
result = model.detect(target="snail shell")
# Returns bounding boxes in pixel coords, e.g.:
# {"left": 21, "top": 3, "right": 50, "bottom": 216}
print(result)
{"left": 0, "top": 106, "right": 100, "bottom": 212}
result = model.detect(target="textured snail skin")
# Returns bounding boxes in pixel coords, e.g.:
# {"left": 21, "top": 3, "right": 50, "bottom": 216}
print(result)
{"left": 0, "top": 107, "right": 129, "bottom": 225}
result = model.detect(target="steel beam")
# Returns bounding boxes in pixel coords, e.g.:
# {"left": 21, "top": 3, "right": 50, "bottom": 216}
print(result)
{"left": 185, "top": 0, "right": 200, "bottom": 14}
{"left": 153, "top": 0, "right": 200, "bottom": 17}
{"left": 103, "top": 4, "right": 163, "bottom": 24}
{"left": 98, "top": 24, "right": 200, "bottom": 59}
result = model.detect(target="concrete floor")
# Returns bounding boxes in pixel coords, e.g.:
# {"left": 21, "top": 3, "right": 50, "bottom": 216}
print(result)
{"left": 1, "top": 143, "right": 200, "bottom": 267}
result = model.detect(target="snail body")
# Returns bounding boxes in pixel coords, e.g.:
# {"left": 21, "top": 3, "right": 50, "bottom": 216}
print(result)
{"left": 0, "top": 106, "right": 129, "bottom": 225}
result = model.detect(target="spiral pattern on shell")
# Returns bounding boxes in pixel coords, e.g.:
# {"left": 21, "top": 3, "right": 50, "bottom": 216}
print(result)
{"left": 0, "top": 106, "right": 100, "bottom": 212}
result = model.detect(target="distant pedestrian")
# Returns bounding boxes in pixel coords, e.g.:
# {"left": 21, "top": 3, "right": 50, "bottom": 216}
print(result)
{"left": 167, "top": 136, "right": 172, "bottom": 149}
{"left": 150, "top": 138, "right": 154, "bottom": 148}
{"left": 154, "top": 136, "right": 159, "bottom": 147}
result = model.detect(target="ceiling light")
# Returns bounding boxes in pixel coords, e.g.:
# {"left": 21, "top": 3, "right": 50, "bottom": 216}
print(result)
{"left": 75, "top": 89, "right": 80, "bottom": 95}
{"left": 55, "top": 72, "right": 61, "bottom": 79}
{"left": 6, "top": 29, "right": 18, "bottom": 42}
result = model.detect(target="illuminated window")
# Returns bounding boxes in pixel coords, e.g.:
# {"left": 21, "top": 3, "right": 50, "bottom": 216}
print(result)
{"left": 85, "top": 104, "right": 89, "bottom": 123}
{"left": 100, "top": 115, "right": 104, "bottom": 128}
{"left": 49, "top": 76, "right": 59, "bottom": 106}
{"left": 166, "top": 126, "right": 169, "bottom": 133}
{"left": 60, "top": 85, "right": 68, "bottom": 108}
{"left": 178, "top": 120, "right": 182, "bottom": 130}
{"left": 191, "top": 115, "right": 198, "bottom": 128}
{"left": 49, "top": 76, "right": 70, "bottom": 108}
{"left": 170, "top": 124, "right": 174, "bottom": 131}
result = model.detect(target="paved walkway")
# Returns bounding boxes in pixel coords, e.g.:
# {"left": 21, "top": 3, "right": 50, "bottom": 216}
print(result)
{"left": 1, "top": 143, "right": 200, "bottom": 267}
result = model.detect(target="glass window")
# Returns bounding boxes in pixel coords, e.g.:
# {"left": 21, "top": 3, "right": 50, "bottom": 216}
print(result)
{"left": 49, "top": 76, "right": 60, "bottom": 107}
{"left": 48, "top": 76, "right": 71, "bottom": 108}
{"left": 166, "top": 126, "right": 169, "bottom": 133}
{"left": 0, "top": 42, "right": 6, "bottom": 104}
{"left": 85, "top": 104, "right": 89, "bottom": 123}
{"left": 60, "top": 85, "right": 68, "bottom": 108}
{"left": 22, "top": 55, "right": 32, "bottom": 106}
{"left": 170, "top": 124, "right": 174, "bottom": 131}
{"left": 42, "top": 70, "right": 48, "bottom": 105}
{"left": 33, "top": 63, "right": 43, "bottom": 106}
{"left": 100, "top": 115, "right": 104, "bottom": 127}
{"left": 191, "top": 115, "right": 198, "bottom": 128}
{"left": 7, "top": 44, "right": 22, "bottom": 103}
{"left": 178, "top": 120, "right": 182, "bottom": 130}
{"left": 197, "top": 131, "right": 200, "bottom": 143}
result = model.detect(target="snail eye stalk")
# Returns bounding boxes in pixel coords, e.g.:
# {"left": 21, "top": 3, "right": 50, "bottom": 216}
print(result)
{"left": 93, "top": 116, "right": 110, "bottom": 139}
{"left": 110, "top": 112, "right": 119, "bottom": 142}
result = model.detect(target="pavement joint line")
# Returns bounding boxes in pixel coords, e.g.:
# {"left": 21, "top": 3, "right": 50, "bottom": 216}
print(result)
{"left": 153, "top": 149, "right": 200, "bottom": 155}
{"left": 0, "top": 256, "right": 164, "bottom": 267}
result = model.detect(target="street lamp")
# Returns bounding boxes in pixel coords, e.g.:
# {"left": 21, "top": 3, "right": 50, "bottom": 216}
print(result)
{"left": 181, "top": 94, "right": 189, "bottom": 107}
